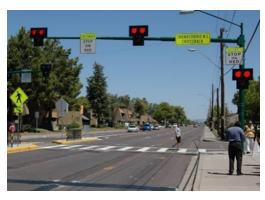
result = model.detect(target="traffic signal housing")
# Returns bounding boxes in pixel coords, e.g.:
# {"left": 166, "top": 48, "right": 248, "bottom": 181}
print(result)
{"left": 232, "top": 68, "right": 253, "bottom": 89}
{"left": 30, "top": 28, "right": 48, "bottom": 46}
{"left": 41, "top": 64, "right": 52, "bottom": 79}
{"left": 7, "top": 67, "right": 15, "bottom": 81}
{"left": 129, "top": 25, "right": 148, "bottom": 46}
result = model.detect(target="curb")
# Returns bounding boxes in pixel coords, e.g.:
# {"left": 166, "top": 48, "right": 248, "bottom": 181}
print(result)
{"left": 7, "top": 144, "right": 39, "bottom": 153}
{"left": 52, "top": 137, "right": 98, "bottom": 144}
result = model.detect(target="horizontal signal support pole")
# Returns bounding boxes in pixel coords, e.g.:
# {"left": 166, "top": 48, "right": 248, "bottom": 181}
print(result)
{"left": 7, "top": 70, "right": 41, "bottom": 74}
{"left": 48, "top": 36, "right": 238, "bottom": 43}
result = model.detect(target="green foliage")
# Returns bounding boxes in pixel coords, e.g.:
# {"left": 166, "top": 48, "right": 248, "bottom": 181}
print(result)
{"left": 115, "top": 124, "right": 125, "bottom": 129}
{"left": 22, "top": 124, "right": 32, "bottom": 132}
{"left": 7, "top": 27, "right": 83, "bottom": 129}
{"left": 67, "top": 122, "right": 80, "bottom": 129}
{"left": 86, "top": 62, "right": 109, "bottom": 127}
{"left": 134, "top": 98, "right": 149, "bottom": 116}
{"left": 232, "top": 79, "right": 260, "bottom": 122}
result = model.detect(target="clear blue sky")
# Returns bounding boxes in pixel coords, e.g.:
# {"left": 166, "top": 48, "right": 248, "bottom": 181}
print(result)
{"left": 5, "top": 6, "right": 260, "bottom": 121}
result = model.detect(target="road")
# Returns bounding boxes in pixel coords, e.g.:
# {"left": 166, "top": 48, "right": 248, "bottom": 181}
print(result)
{"left": 7, "top": 126, "right": 227, "bottom": 191}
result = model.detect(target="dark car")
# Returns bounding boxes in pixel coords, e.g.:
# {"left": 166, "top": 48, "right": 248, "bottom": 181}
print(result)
{"left": 142, "top": 124, "right": 152, "bottom": 131}
{"left": 165, "top": 123, "right": 171, "bottom": 128}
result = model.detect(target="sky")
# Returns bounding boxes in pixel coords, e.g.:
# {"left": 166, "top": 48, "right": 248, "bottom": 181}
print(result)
{"left": 4, "top": 3, "right": 261, "bottom": 122}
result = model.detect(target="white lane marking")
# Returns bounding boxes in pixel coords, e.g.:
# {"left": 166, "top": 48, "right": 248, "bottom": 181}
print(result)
{"left": 157, "top": 148, "right": 168, "bottom": 152}
{"left": 79, "top": 146, "right": 98, "bottom": 150}
{"left": 97, "top": 146, "right": 116, "bottom": 150}
{"left": 137, "top": 147, "right": 150, "bottom": 152}
{"left": 117, "top": 147, "right": 134, "bottom": 151}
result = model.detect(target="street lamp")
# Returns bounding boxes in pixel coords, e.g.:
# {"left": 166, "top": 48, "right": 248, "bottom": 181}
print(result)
{"left": 198, "top": 93, "right": 213, "bottom": 126}
{"left": 188, "top": 48, "right": 220, "bottom": 69}
{"left": 181, "top": 10, "right": 245, "bottom": 143}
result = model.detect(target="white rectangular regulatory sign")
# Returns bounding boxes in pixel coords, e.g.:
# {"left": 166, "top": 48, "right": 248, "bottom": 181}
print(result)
{"left": 80, "top": 33, "right": 96, "bottom": 54}
{"left": 225, "top": 47, "right": 243, "bottom": 65}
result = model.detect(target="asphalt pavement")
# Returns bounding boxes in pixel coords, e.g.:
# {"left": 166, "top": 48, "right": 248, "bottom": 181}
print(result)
{"left": 7, "top": 127, "right": 260, "bottom": 191}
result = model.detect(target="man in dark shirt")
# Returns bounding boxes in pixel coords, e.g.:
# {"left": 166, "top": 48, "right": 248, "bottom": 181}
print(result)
{"left": 226, "top": 121, "right": 245, "bottom": 175}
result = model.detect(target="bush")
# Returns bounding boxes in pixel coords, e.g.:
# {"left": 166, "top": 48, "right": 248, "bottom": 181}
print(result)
{"left": 67, "top": 122, "right": 80, "bottom": 129}
{"left": 22, "top": 124, "right": 32, "bottom": 132}
{"left": 115, "top": 124, "right": 124, "bottom": 129}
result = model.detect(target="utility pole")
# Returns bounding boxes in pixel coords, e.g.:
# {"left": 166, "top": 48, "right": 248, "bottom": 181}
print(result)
{"left": 211, "top": 84, "right": 214, "bottom": 130}
{"left": 220, "top": 28, "right": 225, "bottom": 140}
{"left": 216, "top": 88, "right": 220, "bottom": 136}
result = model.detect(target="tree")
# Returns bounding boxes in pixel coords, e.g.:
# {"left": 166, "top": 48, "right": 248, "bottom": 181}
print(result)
{"left": 86, "top": 62, "right": 109, "bottom": 127}
{"left": 232, "top": 79, "right": 260, "bottom": 122}
{"left": 134, "top": 98, "right": 149, "bottom": 116}
{"left": 7, "top": 27, "right": 83, "bottom": 130}
{"left": 72, "top": 96, "right": 90, "bottom": 111}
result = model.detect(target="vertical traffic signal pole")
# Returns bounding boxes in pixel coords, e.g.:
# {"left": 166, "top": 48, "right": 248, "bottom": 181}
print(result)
{"left": 180, "top": 11, "right": 246, "bottom": 152}
{"left": 238, "top": 23, "right": 245, "bottom": 152}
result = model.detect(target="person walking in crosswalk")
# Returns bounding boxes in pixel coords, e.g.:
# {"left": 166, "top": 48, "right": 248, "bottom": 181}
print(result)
{"left": 172, "top": 123, "right": 181, "bottom": 150}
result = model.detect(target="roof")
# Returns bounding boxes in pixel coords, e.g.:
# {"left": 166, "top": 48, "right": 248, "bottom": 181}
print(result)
{"left": 82, "top": 115, "right": 90, "bottom": 120}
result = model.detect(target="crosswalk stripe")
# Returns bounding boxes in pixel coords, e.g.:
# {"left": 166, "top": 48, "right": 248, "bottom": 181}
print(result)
{"left": 137, "top": 147, "right": 150, "bottom": 152}
{"left": 97, "top": 146, "right": 116, "bottom": 151}
{"left": 60, "top": 145, "right": 84, "bottom": 149}
{"left": 79, "top": 146, "right": 98, "bottom": 150}
{"left": 177, "top": 149, "right": 187, "bottom": 153}
{"left": 117, "top": 147, "right": 134, "bottom": 151}
{"left": 198, "top": 149, "right": 206, "bottom": 153}
{"left": 42, "top": 145, "right": 67, "bottom": 149}
{"left": 157, "top": 148, "right": 168, "bottom": 152}
{"left": 40, "top": 145, "right": 215, "bottom": 155}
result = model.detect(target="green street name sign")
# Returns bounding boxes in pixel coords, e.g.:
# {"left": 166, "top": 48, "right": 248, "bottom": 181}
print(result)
{"left": 175, "top": 33, "right": 211, "bottom": 45}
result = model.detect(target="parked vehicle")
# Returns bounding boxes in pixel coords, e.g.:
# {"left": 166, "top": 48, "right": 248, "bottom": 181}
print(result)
{"left": 173, "top": 123, "right": 178, "bottom": 127}
{"left": 127, "top": 125, "right": 139, "bottom": 132}
{"left": 142, "top": 124, "right": 152, "bottom": 131}
{"left": 153, "top": 124, "right": 160, "bottom": 130}
{"left": 165, "top": 123, "right": 171, "bottom": 128}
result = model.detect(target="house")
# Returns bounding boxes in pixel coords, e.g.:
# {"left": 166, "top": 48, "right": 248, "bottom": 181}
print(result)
{"left": 113, "top": 107, "right": 156, "bottom": 125}
{"left": 113, "top": 107, "right": 137, "bottom": 124}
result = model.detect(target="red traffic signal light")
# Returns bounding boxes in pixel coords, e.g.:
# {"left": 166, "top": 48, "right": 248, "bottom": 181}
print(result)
{"left": 232, "top": 68, "right": 253, "bottom": 80}
{"left": 30, "top": 28, "right": 48, "bottom": 46}
{"left": 30, "top": 28, "right": 47, "bottom": 38}
{"left": 129, "top": 25, "right": 148, "bottom": 46}
{"left": 232, "top": 68, "right": 253, "bottom": 89}
{"left": 129, "top": 26, "right": 148, "bottom": 37}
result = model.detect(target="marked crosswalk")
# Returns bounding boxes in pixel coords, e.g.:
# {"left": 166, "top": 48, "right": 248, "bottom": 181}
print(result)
{"left": 40, "top": 144, "right": 209, "bottom": 154}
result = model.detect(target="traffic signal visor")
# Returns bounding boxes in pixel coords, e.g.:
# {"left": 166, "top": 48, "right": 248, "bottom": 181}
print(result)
{"left": 30, "top": 28, "right": 48, "bottom": 38}
{"left": 129, "top": 26, "right": 148, "bottom": 37}
{"left": 232, "top": 68, "right": 253, "bottom": 80}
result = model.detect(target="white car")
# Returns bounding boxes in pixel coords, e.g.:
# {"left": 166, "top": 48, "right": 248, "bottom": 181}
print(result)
{"left": 153, "top": 124, "right": 160, "bottom": 130}
{"left": 127, "top": 125, "right": 139, "bottom": 132}
{"left": 173, "top": 123, "right": 178, "bottom": 127}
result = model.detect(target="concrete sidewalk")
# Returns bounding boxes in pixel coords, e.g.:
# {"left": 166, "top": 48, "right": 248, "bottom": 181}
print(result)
{"left": 179, "top": 126, "right": 260, "bottom": 191}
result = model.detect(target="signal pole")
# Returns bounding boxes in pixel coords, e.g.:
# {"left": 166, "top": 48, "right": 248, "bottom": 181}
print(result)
{"left": 220, "top": 28, "right": 225, "bottom": 140}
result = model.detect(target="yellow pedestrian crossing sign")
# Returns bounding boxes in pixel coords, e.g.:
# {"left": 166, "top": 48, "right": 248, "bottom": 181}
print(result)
{"left": 10, "top": 87, "right": 28, "bottom": 107}
{"left": 14, "top": 107, "right": 23, "bottom": 113}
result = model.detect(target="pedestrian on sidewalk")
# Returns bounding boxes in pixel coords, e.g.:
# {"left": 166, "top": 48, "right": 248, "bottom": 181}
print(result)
{"left": 9, "top": 122, "right": 15, "bottom": 134}
{"left": 245, "top": 121, "right": 255, "bottom": 154}
{"left": 256, "top": 124, "right": 260, "bottom": 146}
{"left": 172, "top": 123, "right": 181, "bottom": 150}
{"left": 226, "top": 121, "right": 245, "bottom": 175}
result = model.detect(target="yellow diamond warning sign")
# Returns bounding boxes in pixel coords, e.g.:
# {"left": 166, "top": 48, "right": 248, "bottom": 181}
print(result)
{"left": 10, "top": 87, "right": 28, "bottom": 107}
